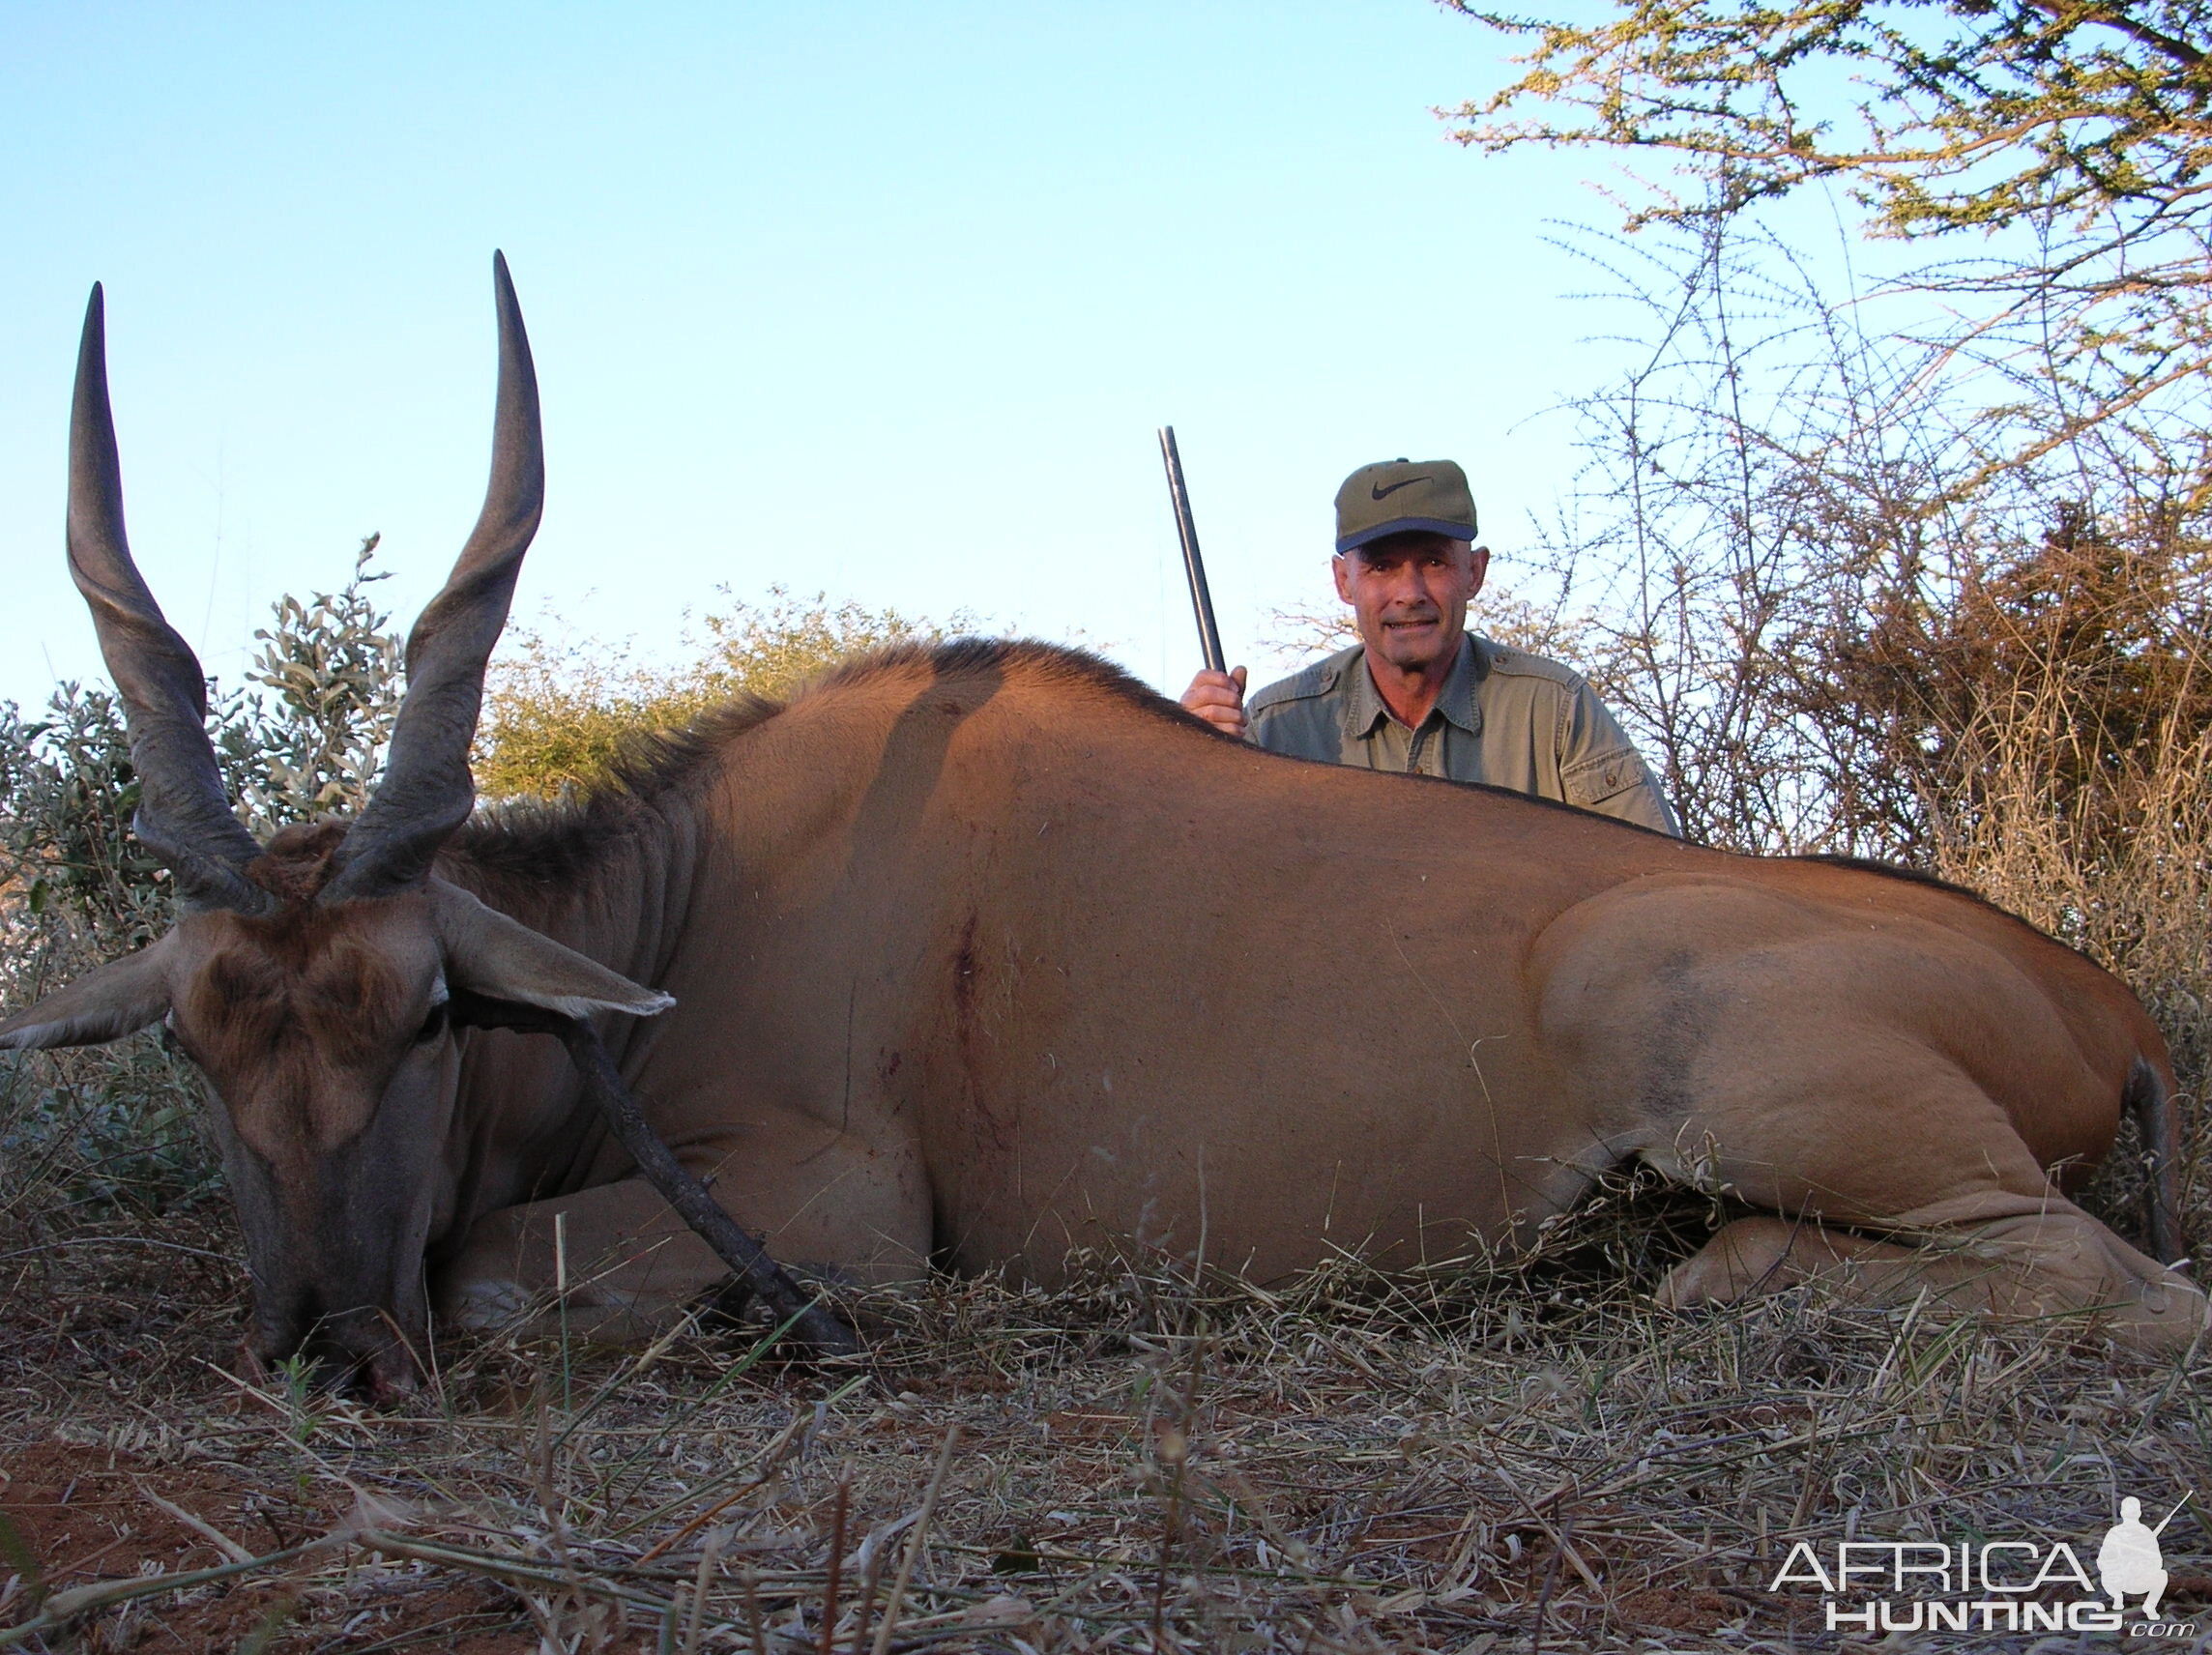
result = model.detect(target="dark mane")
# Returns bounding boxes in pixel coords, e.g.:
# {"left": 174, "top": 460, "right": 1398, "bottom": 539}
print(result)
{"left": 447, "top": 695, "right": 780, "bottom": 894}
{"left": 805, "top": 637, "right": 1199, "bottom": 729}
{"left": 447, "top": 639, "right": 1201, "bottom": 894}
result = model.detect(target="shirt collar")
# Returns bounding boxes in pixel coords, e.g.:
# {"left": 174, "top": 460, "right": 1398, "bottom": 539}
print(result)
{"left": 1345, "top": 634, "right": 1483, "bottom": 740}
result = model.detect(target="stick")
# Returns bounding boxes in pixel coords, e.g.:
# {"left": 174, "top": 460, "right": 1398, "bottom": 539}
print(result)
{"left": 743, "top": 1566, "right": 766, "bottom": 1655}
{"left": 1157, "top": 426, "right": 1226, "bottom": 676}
{"left": 0, "top": 1535, "right": 349, "bottom": 1647}
{"left": 449, "top": 991, "right": 861, "bottom": 1358}
{"left": 822, "top": 1478, "right": 848, "bottom": 1655}
{"left": 871, "top": 1426, "right": 960, "bottom": 1655}
{"left": 849, "top": 1508, "right": 920, "bottom": 1655}
{"left": 635, "top": 1412, "right": 810, "bottom": 1564}
{"left": 681, "top": 1527, "right": 726, "bottom": 1655}
{"left": 559, "top": 1018, "right": 860, "bottom": 1357}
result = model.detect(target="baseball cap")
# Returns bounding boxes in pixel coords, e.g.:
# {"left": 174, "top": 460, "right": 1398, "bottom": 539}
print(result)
{"left": 1334, "top": 459, "right": 1477, "bottom": 554}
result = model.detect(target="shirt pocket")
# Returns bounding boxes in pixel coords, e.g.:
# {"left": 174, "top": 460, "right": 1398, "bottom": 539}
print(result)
{"left": 1561, "top": 746, "right": 1650, "bottom": 811}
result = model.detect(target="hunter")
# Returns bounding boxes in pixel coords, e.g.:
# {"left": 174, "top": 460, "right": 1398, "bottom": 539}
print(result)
{"left": 1179, "top": 458, "right": 1678, "bottom": 834}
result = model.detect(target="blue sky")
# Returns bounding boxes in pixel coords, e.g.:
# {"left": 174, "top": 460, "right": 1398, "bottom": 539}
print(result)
{"left": 2, "top": 3, "right": 1658, "bottom": 709}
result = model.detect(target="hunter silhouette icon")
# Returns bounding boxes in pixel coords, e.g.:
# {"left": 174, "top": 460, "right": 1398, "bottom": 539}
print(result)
{"left": 2098, "top": 1496, "right": 2187, "bottom": 1618}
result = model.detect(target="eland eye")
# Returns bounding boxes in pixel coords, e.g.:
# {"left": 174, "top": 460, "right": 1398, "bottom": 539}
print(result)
{"left": 413, "top": 1002, "right": 450, "bottom": 1046}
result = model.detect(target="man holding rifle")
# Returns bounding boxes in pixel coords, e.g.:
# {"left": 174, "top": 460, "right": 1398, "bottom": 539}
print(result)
{"left": 1179, "top": 459, "right": 1678, "bottom": 835}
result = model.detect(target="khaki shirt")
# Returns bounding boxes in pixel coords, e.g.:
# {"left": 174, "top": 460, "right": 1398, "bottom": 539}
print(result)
{"left": 1245, "top": 636, "right": 1680, "bottom": 835}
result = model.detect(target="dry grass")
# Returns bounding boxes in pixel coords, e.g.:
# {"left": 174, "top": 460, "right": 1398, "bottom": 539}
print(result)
{"left": 5, "top": 737, "right": 2208, "bottom": 1654}
{"left": 1915, "top": 615, "right": 2212, "bottom": 1265}
{"left": 1, "top": 1176, "right": 2204, "bottom": 1655}
{"left": 8, "top": 583, "right": 2212, "bottom": 1650}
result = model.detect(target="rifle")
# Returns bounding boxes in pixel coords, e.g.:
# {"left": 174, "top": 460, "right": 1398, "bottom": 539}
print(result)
{"left": 1156, "top": 425, "right": 1226, "bottom": 675}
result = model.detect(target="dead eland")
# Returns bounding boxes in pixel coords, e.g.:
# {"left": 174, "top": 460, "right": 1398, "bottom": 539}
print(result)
{"left": 4, "top": 260, "right": 2200, "bottom": 1398}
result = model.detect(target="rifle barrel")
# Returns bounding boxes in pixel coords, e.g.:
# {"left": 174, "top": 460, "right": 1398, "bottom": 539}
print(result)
{"left": 1157, "top": 425, "right": 1226, "bottom": 676}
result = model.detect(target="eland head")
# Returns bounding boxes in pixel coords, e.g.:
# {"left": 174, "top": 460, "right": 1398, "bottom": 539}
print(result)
{"left": 0, "top": 258, "right": 670, "bottom": 1399}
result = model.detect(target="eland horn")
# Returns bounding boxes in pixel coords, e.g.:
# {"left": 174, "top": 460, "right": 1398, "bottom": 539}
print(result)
{"left": 68, "top": 285, "right": 270, "bottom": 913}
{"left": 326, "top": 251, "right": 543, "bottom": 901}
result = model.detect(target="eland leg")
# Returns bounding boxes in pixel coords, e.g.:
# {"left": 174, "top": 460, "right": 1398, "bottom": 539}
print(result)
{"left": 1655, "top": 1207, "right": 2201, "bottom": 1351}
{"left": 1644, "top": 1076, "right": 2208, "bottom": 1351}
{"left": 1656, "top": 1215, "right": 1909, "bottom": 1308}
{"left": 1534, "top": 880, "right": 2207, "bottom": 1354}
{"left": 435, "top": 1113, "right": 929, "bottom": 1340}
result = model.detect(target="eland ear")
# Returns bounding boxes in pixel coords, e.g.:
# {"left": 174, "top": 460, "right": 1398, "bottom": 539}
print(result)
{"left": 430, "top": 880, "right": 673, "bottom": 1020}
{"left": 0, "top": 934, "right": 176, "bottom": 1050}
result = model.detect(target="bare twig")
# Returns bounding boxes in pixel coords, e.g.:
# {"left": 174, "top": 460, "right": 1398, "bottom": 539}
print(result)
{"left": 870, "top": 1426, "right": 959, "bottom": 1655}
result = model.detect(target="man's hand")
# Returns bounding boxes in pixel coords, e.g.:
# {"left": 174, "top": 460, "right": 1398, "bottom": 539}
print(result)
{"left": 1180, "top": 666, "right": 1249, "bottom": 738}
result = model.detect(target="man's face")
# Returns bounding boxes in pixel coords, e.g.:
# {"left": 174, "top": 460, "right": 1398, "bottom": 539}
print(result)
{"left": 1332, "top": 532, "right": 1489, "bottom": 675}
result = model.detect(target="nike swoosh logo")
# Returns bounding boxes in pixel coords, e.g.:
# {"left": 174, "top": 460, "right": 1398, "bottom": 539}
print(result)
{"left": 1371, "top": 477, "right": 1432, "bottom": 500}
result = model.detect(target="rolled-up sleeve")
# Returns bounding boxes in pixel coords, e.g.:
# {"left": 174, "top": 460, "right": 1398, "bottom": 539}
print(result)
{"left": 1557, "top": 689, "right": 1679, "bottom": 836}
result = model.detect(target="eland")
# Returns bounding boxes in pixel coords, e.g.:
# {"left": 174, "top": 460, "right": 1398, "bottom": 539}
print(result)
{"left": 4, "top": 259, "right": 2201, "bottom": 1398}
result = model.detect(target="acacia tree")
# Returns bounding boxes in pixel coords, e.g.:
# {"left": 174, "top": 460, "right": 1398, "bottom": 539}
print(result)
{"left": 1509, "top": 213, "right": 1965, "bottom": 853}
{"left": 1445, "top": 0, "right": 2212, "bottom": 495}
{"left": 1496, "top": 204, "right": 2212, "bottom": 869}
